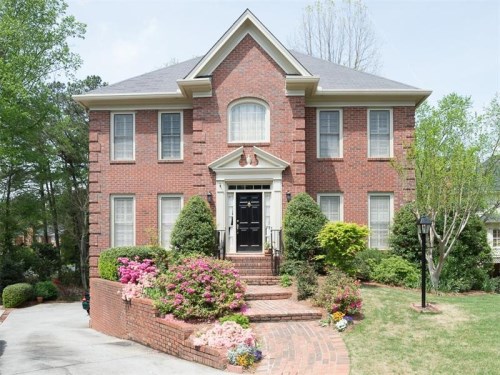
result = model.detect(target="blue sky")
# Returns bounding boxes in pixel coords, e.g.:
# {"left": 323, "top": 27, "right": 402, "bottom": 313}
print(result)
{"left": 67, "top": 0, "right": 499, "bottom": 112}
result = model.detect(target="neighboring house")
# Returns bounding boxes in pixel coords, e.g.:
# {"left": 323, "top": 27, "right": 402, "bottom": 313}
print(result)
{"left": 74, "top": 10, "right": 430, "bottom": 278}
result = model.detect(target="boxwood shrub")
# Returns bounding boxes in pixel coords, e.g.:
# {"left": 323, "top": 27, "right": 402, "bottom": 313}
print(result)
{"left": 34, "top": 281, "right": 59, "bottom": 300}
{"left": 2, "top": 283, "right": 33, "bottom": 308}
{"left": 98, "top": 246, "right": 159, "bottom": 281}
{"left": 372, "top": 256, "right": 419, "bottom": 288}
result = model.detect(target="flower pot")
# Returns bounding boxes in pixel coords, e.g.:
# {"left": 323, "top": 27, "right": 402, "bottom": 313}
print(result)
{"left": 36, "top": 296, "right": 44, "bottom": 303}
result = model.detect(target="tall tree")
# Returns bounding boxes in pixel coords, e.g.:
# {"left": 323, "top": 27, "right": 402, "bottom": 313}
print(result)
{"left": 395, "top": 94, "right": 499, "bottom": 289}
{"left": 293, "top": 0, "right": 380, "bottom": 72}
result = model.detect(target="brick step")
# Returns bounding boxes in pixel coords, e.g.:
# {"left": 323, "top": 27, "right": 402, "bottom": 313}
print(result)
{"left": 238, "top": 269, "right": 275, "bottom": 276}
{"left": 244, "top": 285, "right": 292, "bottom": 300}
{"left": 242, "top": 276, "right": 280, "bottom": 285}
{"left": 245, "top": 299, "right": 323, "bottom": 322}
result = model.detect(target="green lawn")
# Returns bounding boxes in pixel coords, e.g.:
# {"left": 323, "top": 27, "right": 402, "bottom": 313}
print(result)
{"left": 342, "top": 285, "right": 500, "bottom": 375}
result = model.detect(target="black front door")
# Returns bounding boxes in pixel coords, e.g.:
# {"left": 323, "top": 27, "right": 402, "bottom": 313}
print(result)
{"left": 236, "top": 193, "right": 262, "bottom": 252}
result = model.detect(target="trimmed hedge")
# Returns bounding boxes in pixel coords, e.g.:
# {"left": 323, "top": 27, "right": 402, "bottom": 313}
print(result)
{"left": 34, "top": 281, "right": 59, "bottom": 300}
{"left": 98, "top": 246, "right": 158, "bottom": 281}
{"left": 2, "top": 283, "right": 33, "bottom": 308}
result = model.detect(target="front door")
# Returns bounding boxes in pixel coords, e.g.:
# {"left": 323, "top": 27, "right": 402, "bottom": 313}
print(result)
{"left": 236, "top": 193, "right": 262, "bottom": 252}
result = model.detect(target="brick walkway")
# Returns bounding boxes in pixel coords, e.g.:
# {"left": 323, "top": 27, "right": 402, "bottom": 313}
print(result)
{"left": 253, "top": 320, "right": 350, "bottom": 375}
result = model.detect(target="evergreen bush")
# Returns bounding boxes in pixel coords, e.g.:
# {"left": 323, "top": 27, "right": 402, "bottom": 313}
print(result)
{"left": 296, "top": 262, "right": 318, "bottom": 300}
{"left": 2, "top": 283, "right": 33, "bottom": 308}
{"left": 34, "top": 281, "right": 59, "bottom": 300}
{"left": 353, "top": 248, "right": 388, "bottom": 281}
{"left": 372, "top": 256, "right": 419, "bottom": 288}
{"left": 98, "top": 246, "right": 158, "bottom": 281}
{"left": 283, "top": 193, "right": 327, "bottom": 262}
{"left": 170, "top": 195, "right": 216, "bottom": 255}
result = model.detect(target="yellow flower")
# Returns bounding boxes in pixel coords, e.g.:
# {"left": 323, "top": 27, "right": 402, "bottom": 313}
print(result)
{"left": 332, "top": 311, "right": 345, "bottom": 323}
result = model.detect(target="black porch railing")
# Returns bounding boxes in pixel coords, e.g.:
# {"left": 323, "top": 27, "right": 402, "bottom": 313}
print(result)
{"left": 214, "top": 230, "right": 226, "bottom": 260}
{"left": 270, "top": 228, "right": 283, "bottom": 276}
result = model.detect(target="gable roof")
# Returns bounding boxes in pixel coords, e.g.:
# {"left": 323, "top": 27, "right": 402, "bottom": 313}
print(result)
{"left": 74, "top": 9, "right": 431, "bottom": 106}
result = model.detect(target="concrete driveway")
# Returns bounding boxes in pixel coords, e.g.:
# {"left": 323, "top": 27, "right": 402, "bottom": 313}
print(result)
{"left": 0, "top": 302, "right": 224, "bottom": 375}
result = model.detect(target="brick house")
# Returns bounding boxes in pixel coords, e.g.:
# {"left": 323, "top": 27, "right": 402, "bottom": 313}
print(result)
{"left": 74, "top": 10, "right": 430, "bottom": 278}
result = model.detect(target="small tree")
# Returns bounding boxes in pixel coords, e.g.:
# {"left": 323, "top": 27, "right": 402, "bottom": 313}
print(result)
{"left": 283, "top": 192, "right": 328, "bottom": 262}
{"left": 317, "top": 222, "right": 369, "bottom": 274}
{"left": 389, "top": 203, "right": 420, "bottom": 264}
{"left": 170, "top": 195, "right": 216, "bottom": 255}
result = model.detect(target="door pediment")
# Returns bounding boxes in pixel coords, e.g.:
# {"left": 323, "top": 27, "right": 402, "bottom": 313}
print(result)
{"left": 208, "top": 146, "right": 289, "bottom": 174}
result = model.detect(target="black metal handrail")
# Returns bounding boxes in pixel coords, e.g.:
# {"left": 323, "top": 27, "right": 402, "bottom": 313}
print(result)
{"left": 270, "top": 228, "right": 282, "bottom": 276}
{"left": 214, "top": 230, "right": 226, "bottom": 260}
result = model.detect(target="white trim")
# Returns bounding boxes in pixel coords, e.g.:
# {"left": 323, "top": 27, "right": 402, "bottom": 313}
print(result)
{"left": 306, "top": 101, "right": 415, "bottom": 108}
{"left": 227, "top": 98, "right": 270, "bottom": 144}
{"left": 286, "top": 89, "right": 306, "bottom": 97}
{"left": 316, "top": 108, "right": 343, "bottom": 158}
{"left": 158, "top": 111, "right": 184, "bottom": 161}
{"left": 111, "top": 195, "right": 136, "bottom": 247}
{"left": 317, "top": 193, "right": 344, "bottom": 222}
{"left": 158, "top": 195, "right": 184, "bottom": 250}
{"left": 110, "top": 112, "right": 135, "bottom": 161}
{"left": 368, "top": 193, "right": 394, "bottom": 249}
{"left": 316, "top": 89, "right": 432, "bottom": 95}
{"left": 367, "top": 108, "right": 393, "bottom": 158}
{"left": 90, "top": 104, "right": 193, "bottom": 111}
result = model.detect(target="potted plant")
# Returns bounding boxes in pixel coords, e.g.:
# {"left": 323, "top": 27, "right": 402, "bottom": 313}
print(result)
{"left": 34, "top": 281, "right": 59, "bottom": 303}
{"left": 264, "top": 242, "right": 272, "bottom": 255}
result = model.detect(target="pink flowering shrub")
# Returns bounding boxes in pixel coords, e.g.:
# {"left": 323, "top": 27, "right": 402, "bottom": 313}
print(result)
{"left": 313, "top": 267, "right": 363, "bottom": 315}
{"left": 118, "top": 257, "right": 158, "bottom": 301}
{"left": 153, "top": 257, "right": 246, "bottom": 320}
{"left": 192, "top": 321, "right": 256, "bottom": 349}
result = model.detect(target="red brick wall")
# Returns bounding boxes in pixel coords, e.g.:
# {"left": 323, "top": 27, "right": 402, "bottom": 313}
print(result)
{"left": 90, "top": 278, "right": 227, "bottom": 370}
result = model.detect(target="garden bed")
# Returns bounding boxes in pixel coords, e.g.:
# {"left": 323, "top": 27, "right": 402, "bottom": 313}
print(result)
{"left": 89, "top": 278, "right": 227, "bottom": 370}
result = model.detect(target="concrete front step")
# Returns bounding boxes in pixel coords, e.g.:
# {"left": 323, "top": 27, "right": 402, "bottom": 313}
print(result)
{"left": 244, "top": 285, "right": 292, "bottom": 300}
{"left": 245, "top": 299, "right": 323, "bottom": 322}
{"left": 242, "top": 276, "right": 280, "bottom": 285}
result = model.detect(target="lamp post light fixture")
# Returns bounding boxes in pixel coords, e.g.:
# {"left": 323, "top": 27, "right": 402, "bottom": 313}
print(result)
{"left": 286, "top": 191, "right": 292, "bottom": 202}
{"left": 417, "top": 215, "right": 432, "bottom": 309}
{"left": 207, "top": 191, "right": 213, "bottom": 204}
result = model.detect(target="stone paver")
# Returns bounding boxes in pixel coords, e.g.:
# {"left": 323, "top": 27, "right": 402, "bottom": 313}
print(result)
{"left": 253, "top": 321, "right": 350, "bottom": 375}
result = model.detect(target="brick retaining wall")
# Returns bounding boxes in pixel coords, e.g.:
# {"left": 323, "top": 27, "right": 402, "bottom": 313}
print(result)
{"left": 90, "top": 278, "right": 227, "bottom": 370}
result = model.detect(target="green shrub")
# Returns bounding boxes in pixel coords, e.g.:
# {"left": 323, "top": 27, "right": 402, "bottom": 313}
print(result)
{"left": 389, "top": 203, "right": 420, "bottom": 263}
{"left": 280, "top": 274, "right": 293, "bottom": 287}
{"left": 313, "top": 267, "right": 363, "bottom": 315}
{"left": 372, "top": 256, "right": 419, "bottom": 288}
{"left": 153, "top": 257, "right": 245, "bottom": 320}
{"left": 0, "top": 253, "right": 26, "bottom": 295}
{"left": 353, "top": 248, "right": 389, "bottom": 281}
{"left": 219, "top": 313, "right": 250, "bottom": 328}
{"left": 296, "top": 262, "right": 318, "bottom": 300}
{"left": 98, "top": 246, "right": 158, "bottom": 281}
{"left": 170, "top": 196, "right": 216, "bottom": 255}
{"left": 279, "top": 258, "right": 304, "bottom": 276}
{"left": 484, "top": 277, "right": 500, "bottom": 293}
{"left": 34, "top": 281, "right": 59, "bottom": 300}
{"left": 317, "top": 222, "right": 369, "bottom": 274}
{"left": 283, "top": 193, "right": 327, "bottom": 262}
{"left": 2, "top": 283, "right": 33, "bottom": 308}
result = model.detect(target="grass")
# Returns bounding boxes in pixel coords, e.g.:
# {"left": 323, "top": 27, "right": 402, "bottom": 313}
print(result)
{"left": 342, "top": 285, "right": 500, "bottom": 375}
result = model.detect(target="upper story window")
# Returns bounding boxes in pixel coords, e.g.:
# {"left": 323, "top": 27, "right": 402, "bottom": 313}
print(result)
{"left": 317, "top": 109, "right": 342, "bottom": 158}
{"left": 318, "top": 194, "right": 343, "bottom": 222}
{"left": 159, "top": 112, "right": 183, "bottom": 160}
{"left": 368, "top": 109, "right": 393, "bottom": 158}
{"left": 111, "top": 113, "right": 135, "bottom": 161}
{"left": 228, "top": 99, "right": 270, "bottom": 143}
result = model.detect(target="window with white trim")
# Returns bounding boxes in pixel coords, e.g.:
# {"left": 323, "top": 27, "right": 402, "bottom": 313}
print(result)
{"left": 493, "top": 229, "right": 500, "bottom": 248}
{"left": 318, "top": 194, "right": 343, "bottom": 222}
{"left": 159, "top": 196, "right": 182, "bottom": 249}
{"left": 369, "top": 194, "right": 393, "bottom": 249}
{"left": 111, "top": 113, "right": 134, "bottom": 160}
{"left": 159, "top": 112, "right": 182, "bottom": 160}
{"left": 111, "top": 196, "right": 135, "bottom": 247}
{"left": 228, "top": 99, "right": 269, "bottom": 143}
{"left": 368, "top": 109, "right": 392, "bottom": 157}
{"left": 317, "top": 110, "right": 342, "bottom": 158}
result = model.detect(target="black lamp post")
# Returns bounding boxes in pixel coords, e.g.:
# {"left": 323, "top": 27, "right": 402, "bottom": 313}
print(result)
{"left": 286, "top": 191, "right": 292, "bottom": 202}
{"left": 417, "top": 215, "right": 432, "bottom": 309}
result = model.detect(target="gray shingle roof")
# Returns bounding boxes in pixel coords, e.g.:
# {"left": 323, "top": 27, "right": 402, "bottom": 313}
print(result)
{"left": 87, "top": 50, "right": 420, "bottom": 96}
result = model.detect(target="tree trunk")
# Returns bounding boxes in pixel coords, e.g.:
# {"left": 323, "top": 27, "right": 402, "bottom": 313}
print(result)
{"left": 39, "top": 182, "right": 49, "bottom": 243}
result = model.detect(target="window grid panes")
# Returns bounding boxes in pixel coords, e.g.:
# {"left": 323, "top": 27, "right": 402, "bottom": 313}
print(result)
{"left": 369, "top": 110, "right": 390, "bottom": 157}
{"left": 369, "top": 195, "right": 391, "bottom": 249}
{"left": 160, "top": 113, "right": 181, "bottom": 159}
{"left": 113, "top": 197, "right": 134, "bottom": 246}
{"left": 264, "top": 192, "right": 271, "bottom": 245}
{"left": 227, "top": 193, "right": 235, "bottom": 250}
{"left": 493, "top": 229, "right": 500, "bottom": 248}
{"left": 160, "top": 197, "right": 182, "bottom": 249}
{"left": 113, "top": 114, "right": 134, "bottom": 160}
{"left": 229, "top": 102, "right": 268, "bottom": 142}
{"left": 319, "top": 195, "right": 341, "bottom": 222}
{"left": 319, "top": 111, "right": 340, "bottom": 158}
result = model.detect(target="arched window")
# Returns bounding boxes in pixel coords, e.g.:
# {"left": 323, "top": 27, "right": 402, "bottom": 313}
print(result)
{"left": 228, "top": 99, "right": 270, "bottom": 143}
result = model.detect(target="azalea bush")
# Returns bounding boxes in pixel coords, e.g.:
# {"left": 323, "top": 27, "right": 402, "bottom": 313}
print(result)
{"left": 118, "top": 257, "right": 158, "bottom": 301}
{"left": 153, "top": 257, "right": 246, "bottom": 320}
{"left": 314, "top": 267, "right": 363, "bottom": 315}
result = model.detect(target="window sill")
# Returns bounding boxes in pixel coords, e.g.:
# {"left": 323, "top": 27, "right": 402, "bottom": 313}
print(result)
{"left": 368, "top": 157, "right": 393, "bottom": 162}
{"left": 158, "top": 159, "right": 184, "bottom": 164}
{"left": 228, "top": 142, "right": 271, "bottom": 147}
{"left": 110, "top": 160, "right": 136, "bottom": 165}
{"left": 317, "top": 158, "right": 343, "bottom": 162}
